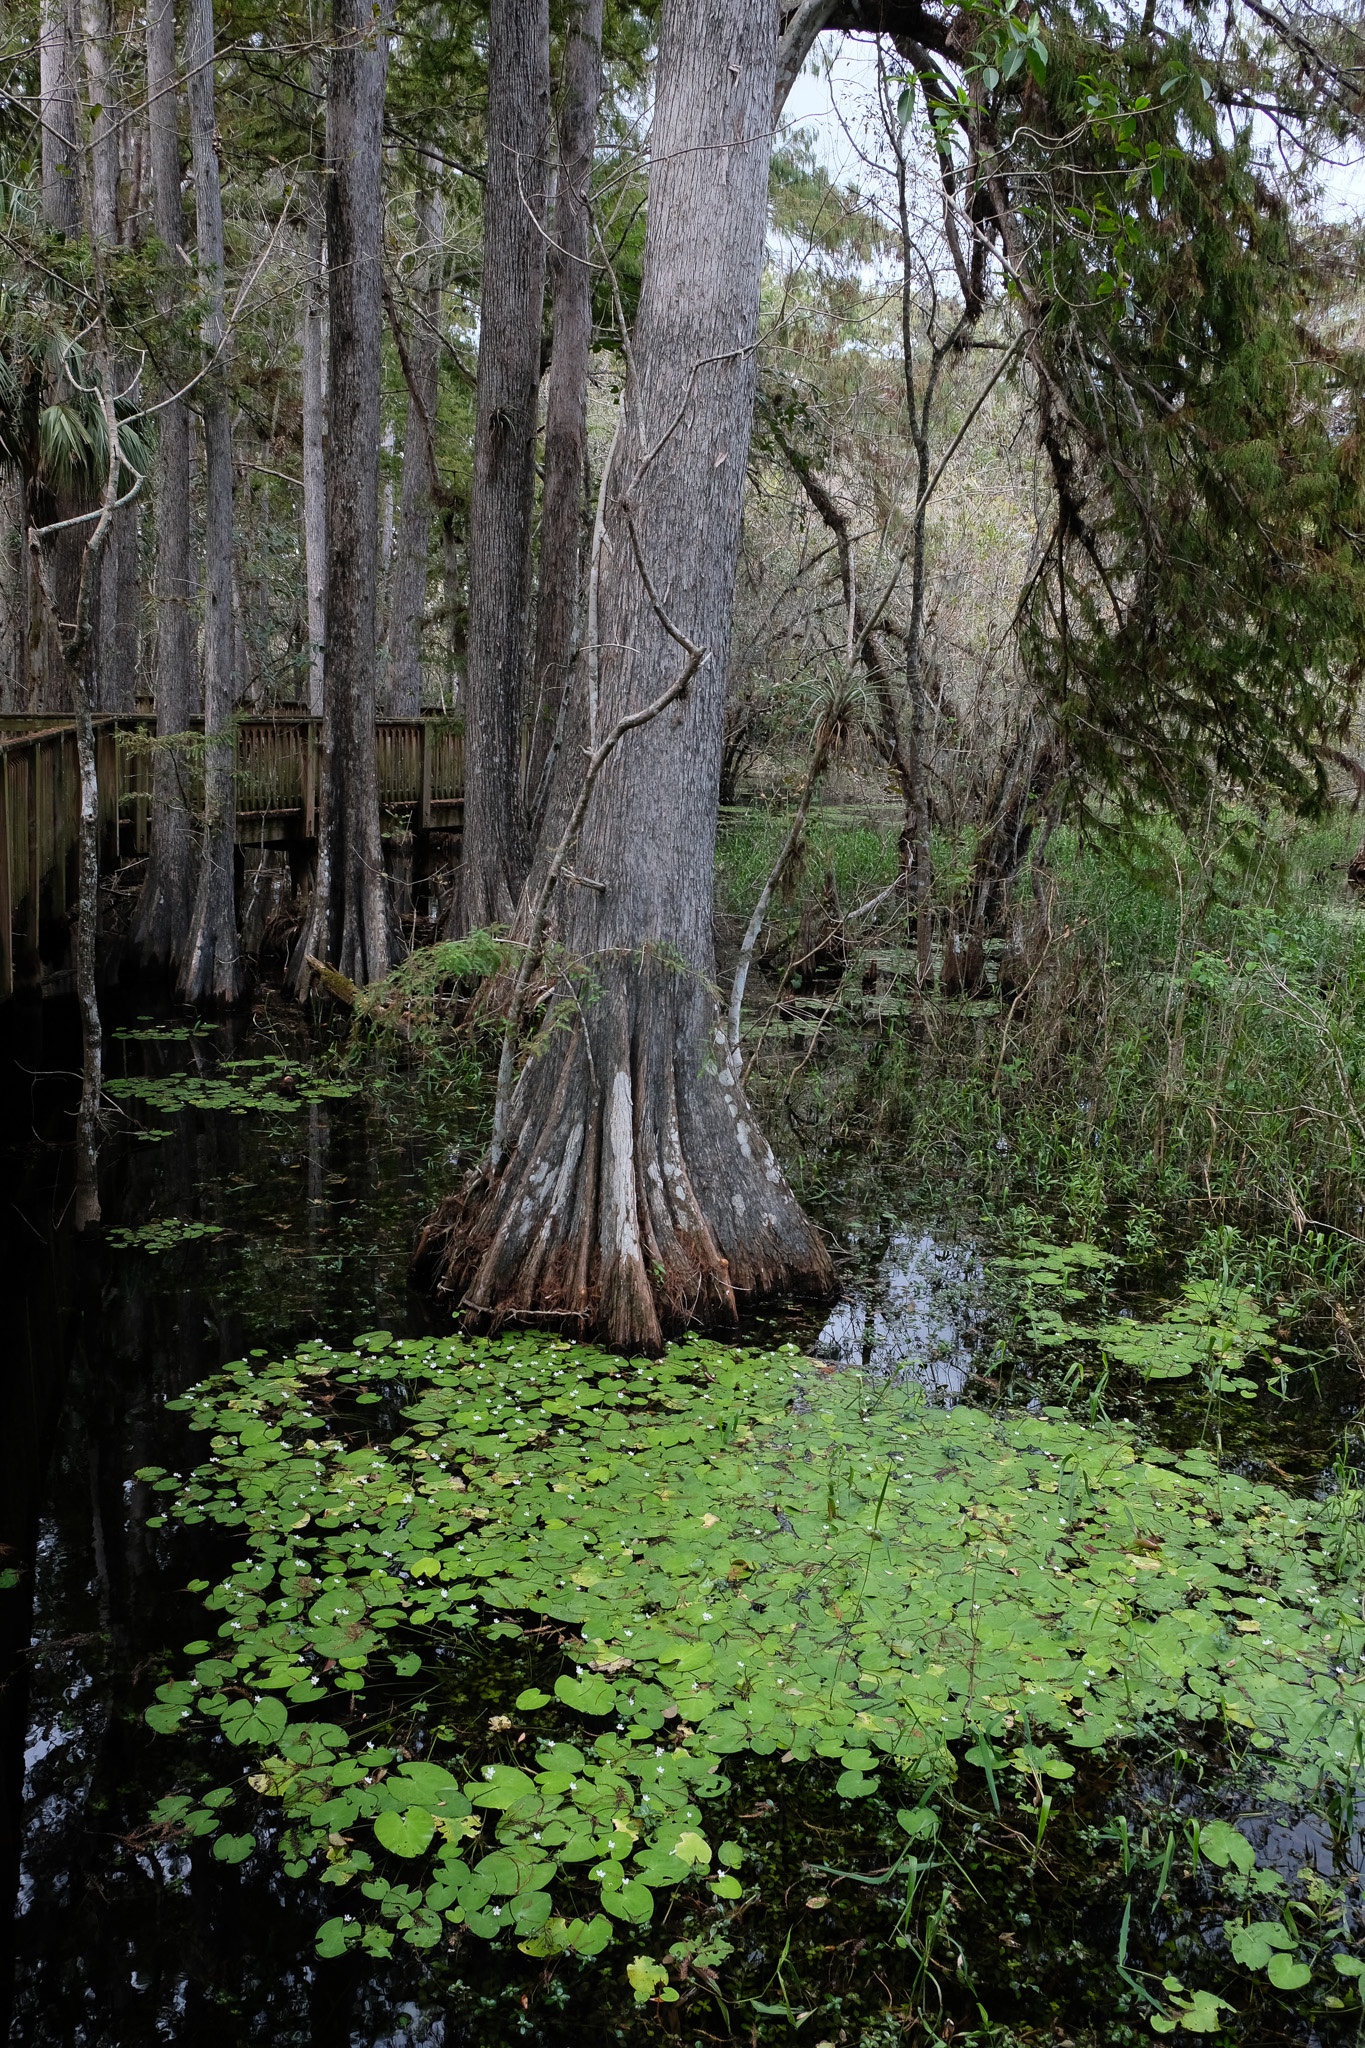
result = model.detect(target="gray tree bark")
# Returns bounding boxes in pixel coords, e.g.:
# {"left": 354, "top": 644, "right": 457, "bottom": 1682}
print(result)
{"left": 40, "top": 0, "right": 82, "bottom": 234}
{"left": 416, "top": 0, "right": 833, "bottom": 1351}
{"left": 178, "top": 0, "right": 243, "bottom": 1005}
{"left": 524, "top": 0, "right": 602, "bottom": 829}
{"left": 292, "top": 0, "right": 394, "bottom": 985}
{"left": 94, "top": 501, "right": 139, "bottom": 710}
{"left": 34, "top": 0, "right": 84, "bottom": 712}
{"left": 78, "top": 0, "right": 120, "bottom": 243}
{"left": 79, "top": 0, "right": 142, "bottom": 718}
{"left": 440, "top": 504, "right": 464, "bottom": 706}
{"left": 454, "top": 0, "right": 549, "bottom": 931}
{"left": 384, "top": 186, "right": 444, "bottom": 719}
{"left": 301, "top": 189, "right": 327, "bottom": 716}
{"left": 132, "top": 0, "right": 197, "bottom": 969}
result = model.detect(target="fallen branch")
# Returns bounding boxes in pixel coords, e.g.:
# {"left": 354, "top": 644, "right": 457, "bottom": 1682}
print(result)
{"left": 305, "top": 952, "right": 359, "bottom": 1006}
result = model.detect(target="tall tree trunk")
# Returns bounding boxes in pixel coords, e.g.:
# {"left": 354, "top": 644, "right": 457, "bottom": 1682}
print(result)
{"left": 384, "top": 186, "right": 443, "bottom": 718}
{"left": 95, "top": 502, "right": 139, "bottom": 710}
{"left": 301, "top": 189, "right": 327, "bottom": 717}
{"left": 293, "top": 0, "right": 393, "bottom": 985}
{"left": 524, "top": 0, "right": 602, "bottom": 829}
{"left": 895, "top": 134, "right": 936, "bottom": 986}
{"left": 70, "top": 624, "right": 103, "bottom": 1228}
{"left": 40, "top": 0, "right": 82, "bottom": 234}
{"left": 454, "top": 0, "right": 549, "bottom": 932}
{"left": 416, "top": 0, "right": 832, "bottom": 1351}
{"left": 79, "top": 0, "right": 141, "bottom": 719}
{"left": 28, "top": 371, "right": 133, "bottom": 1231}
{"left": 178, "top": 0, "right": 242, "bottom": 1005}
{"left": 34, "top": 0, "right": 85, "bottom": 713}
{"left": 440, "top": 503, "right": 464, "bottom": 707}
{"left": 78, "top": 0, "right": 120, "bottom": 243}
{"left": 133, "top": 0, "right": 197, "bottom": 969}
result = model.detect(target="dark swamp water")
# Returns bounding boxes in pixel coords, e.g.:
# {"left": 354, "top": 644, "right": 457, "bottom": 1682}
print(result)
{"left": 3, "top": 994, "right": 1364, "bottom": 2048}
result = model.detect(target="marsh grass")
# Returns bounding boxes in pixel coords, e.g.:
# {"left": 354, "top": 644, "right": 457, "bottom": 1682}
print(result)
{"left": 717, "top": 802, "right": 903, "bottom": 921}
{"left": 720, "top": 804, "right": 1365, "bottom": 1306}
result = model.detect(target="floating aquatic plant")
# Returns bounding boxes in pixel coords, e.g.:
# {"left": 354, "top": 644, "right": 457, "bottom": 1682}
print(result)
{"left": 108, "top": 1054, "right": 359, "bottom": 1126}
{"left": 113, "top": 1021, "right": 216, "bottom": 1043}
{"left": 138, "top": 1332, "right": 1365, "bottom": 2009}
{"left": 108, "top": 1218, "right": 224, "bottom": 1254}
{"left": 1006, "top": 1240, "right": 1293, "bottom": 1395}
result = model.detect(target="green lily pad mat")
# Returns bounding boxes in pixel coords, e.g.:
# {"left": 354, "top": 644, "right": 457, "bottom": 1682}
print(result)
{"left": 108, "top": 1054, "right": 358, "bottom": 1123}
{"left": 139, "top": 1333, "right": 1365, "bottom": 1978}
{"left": 108, "top": 1218, "right": 224, "bottom": 1253}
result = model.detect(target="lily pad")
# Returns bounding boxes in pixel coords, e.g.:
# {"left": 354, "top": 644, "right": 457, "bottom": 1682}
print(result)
{"left": 218, "top": 1696, "right": 288, "bottom": 1747}
{"left": 374, "top": 1806, "right": 436, "bottom": 1858}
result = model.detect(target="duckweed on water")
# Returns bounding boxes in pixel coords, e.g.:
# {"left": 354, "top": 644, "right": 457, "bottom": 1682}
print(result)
{"left": 138, "top": 1333, "right": 1365, "bottom": 2016}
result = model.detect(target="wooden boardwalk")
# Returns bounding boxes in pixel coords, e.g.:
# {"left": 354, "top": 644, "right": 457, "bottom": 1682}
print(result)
{"left": 0, "top": 714, "right": 464, "bottom": 998}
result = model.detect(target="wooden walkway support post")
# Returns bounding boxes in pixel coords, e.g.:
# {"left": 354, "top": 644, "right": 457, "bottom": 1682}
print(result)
{"left": 0, "top": 712, "right": 463, "bottom": 998}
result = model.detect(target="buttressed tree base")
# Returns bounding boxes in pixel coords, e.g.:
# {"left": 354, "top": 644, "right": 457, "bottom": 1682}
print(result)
{"left": 415, "top": 0, "right": 833, "bottom": 1350}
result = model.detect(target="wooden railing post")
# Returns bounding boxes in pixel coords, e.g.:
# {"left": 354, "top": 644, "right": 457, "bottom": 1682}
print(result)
{"left": 419, "top": 718, "right": 431, "bottom": 832}
{"left": 49, "top": 736, "right": 66, "bottom": 918}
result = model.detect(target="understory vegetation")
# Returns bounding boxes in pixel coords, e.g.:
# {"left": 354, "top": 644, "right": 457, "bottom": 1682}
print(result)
{"left": 722, "top": 805, "right": 1365, "bottom": 1314}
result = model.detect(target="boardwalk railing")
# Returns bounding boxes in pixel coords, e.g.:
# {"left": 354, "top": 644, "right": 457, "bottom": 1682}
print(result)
{"left": 235, "top": 716, "right": 465, "bottom": 833}
{"left": 0, "top": 713, "right": 464, "bottom": 998}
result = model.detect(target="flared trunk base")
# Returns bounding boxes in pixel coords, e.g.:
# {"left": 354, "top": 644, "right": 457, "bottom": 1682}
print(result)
{"left": 414, "top": 954, "right": 833, "bottom": 1353}
{"left": 178, "top": 809, "right": 242, "bottom": 1007}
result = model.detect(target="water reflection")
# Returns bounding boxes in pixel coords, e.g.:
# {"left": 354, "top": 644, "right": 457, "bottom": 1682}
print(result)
{"left": 6, "top": 1004, "right": 1364, "bottom": 2046}
{"left": 813, "top": 1227, "right": 984, "bottom": 1396}
{"left": 1, "top": 996, "right": 477, "bottom": 2046}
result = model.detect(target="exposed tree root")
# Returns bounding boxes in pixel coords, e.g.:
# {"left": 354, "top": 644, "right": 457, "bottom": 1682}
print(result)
{"left": 413, "top": 954, "right": 834, "bottom": 1353}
